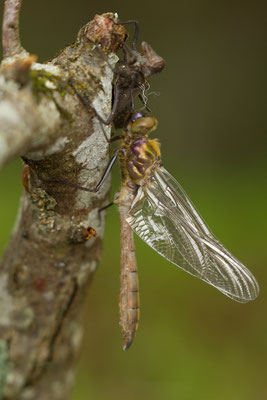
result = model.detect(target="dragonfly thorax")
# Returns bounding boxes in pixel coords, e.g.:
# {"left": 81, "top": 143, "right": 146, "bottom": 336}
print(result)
{"left": 123, "top": 136, "right": 161, "bottom": 182}
{"left": 120, "top": 114, "right": 161, "bottom": 183}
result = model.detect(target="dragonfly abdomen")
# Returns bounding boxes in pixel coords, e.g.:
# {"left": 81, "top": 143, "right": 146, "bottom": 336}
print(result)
{"left": 118, "top": 188, "right": 140, "bottom": 350}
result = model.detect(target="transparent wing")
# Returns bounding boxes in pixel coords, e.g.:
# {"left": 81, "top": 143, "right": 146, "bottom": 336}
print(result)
{"left": 126, "top": 167, "right": 259, "bottom": 302}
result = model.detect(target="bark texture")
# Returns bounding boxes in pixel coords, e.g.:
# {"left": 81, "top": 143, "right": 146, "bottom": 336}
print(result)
{"left": 0, "top": 3, "right": 126, "bottom": 399}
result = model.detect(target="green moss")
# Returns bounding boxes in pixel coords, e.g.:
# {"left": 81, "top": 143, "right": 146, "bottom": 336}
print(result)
{"left": 30, "top": 70, "right": 58, "bottom": 97}
{"left": 30, "top": 70, "right": 73, "bottom": 122}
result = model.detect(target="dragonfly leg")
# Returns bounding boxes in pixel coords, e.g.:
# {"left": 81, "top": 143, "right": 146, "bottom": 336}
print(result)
{"left": 98, "top": 202, "right": 114, "bottom": 213}
{"left": 110, "top": 135, "right": 124, "bottom": 142}
{"left": 97, "top": 202, "right": 114, "bottom": 224}
{"left": 45, "top": 150, "right": 119, "bottom": 193}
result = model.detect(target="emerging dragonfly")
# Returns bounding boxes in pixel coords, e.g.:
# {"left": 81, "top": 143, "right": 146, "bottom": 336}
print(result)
{"left": 111, "top": 111, "right": 259, "bottom": 349}
{"left": 53, "top": 111, "right": 259, "bottom": 350}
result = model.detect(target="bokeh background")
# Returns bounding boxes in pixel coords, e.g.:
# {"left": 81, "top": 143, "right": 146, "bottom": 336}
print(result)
{"left": 0, "top": 1, "right": 266, "bottom": 399}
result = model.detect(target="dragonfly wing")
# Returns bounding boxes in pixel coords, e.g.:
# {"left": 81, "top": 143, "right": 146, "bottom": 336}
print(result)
{"left": 126, "top": 167, "right": 259, "bottom": 303}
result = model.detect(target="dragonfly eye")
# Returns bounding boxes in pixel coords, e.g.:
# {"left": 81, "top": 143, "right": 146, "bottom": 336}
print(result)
{"left": 131, "top": 111, "right": 146, "bottom": 122}
{"left": 130, "top": 115, "right": 158, "bottom": 134}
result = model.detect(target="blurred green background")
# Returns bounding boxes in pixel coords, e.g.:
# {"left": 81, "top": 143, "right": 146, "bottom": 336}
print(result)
{"left": 0, "top": 1, "right": 266, "bottom": 399}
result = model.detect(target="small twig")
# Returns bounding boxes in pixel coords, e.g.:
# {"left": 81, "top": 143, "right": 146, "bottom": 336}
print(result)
{"left": 2, "top": 0, "right": 25, "bottom": 59}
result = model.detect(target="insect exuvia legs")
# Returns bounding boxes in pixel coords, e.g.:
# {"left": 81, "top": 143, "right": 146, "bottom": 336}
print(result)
{"left": 112, "top": 19, "right": 140, "bottom": 50}
{"left": 69, "top": 78, "right": 120, "bottom": 132}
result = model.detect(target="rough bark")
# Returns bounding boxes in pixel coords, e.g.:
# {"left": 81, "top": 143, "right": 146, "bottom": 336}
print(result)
{"left": 0, "top": 2, "right": 126, "bottom": 399}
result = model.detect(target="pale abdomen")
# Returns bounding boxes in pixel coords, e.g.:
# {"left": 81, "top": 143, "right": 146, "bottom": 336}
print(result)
{"left": 119, "top": 198, "right": 140, "bottom": 350}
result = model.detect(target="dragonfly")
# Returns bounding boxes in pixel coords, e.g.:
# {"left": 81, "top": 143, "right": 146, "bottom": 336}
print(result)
{"left": 48, "top": 111, "right": 260, "bottom": 350}
{"left": 110, "top": 111, "right": 259, "bottom": 349}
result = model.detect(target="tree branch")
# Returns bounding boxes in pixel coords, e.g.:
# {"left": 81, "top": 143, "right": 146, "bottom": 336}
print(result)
{"left": 0, "top": 4, "right": 126, "bottom": 399}
{"left": 2, "top": 0, "right": 25, "bottom": 59}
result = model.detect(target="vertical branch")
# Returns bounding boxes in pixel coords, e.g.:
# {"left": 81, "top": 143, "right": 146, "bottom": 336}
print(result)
{"left": 2, "top": 0, "right": 25, "bottom": 59}
{"left": 0, "top": 8, "right": 127, "bottom": 400}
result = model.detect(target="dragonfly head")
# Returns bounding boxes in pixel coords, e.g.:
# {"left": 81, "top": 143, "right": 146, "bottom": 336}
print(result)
{"left": 128, "top": 111, "right": 158, "bottom": 135}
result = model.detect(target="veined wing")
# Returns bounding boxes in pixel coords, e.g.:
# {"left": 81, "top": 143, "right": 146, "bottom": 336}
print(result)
{"left": 126, "top": 167, "right": 259, "bottom": 302}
